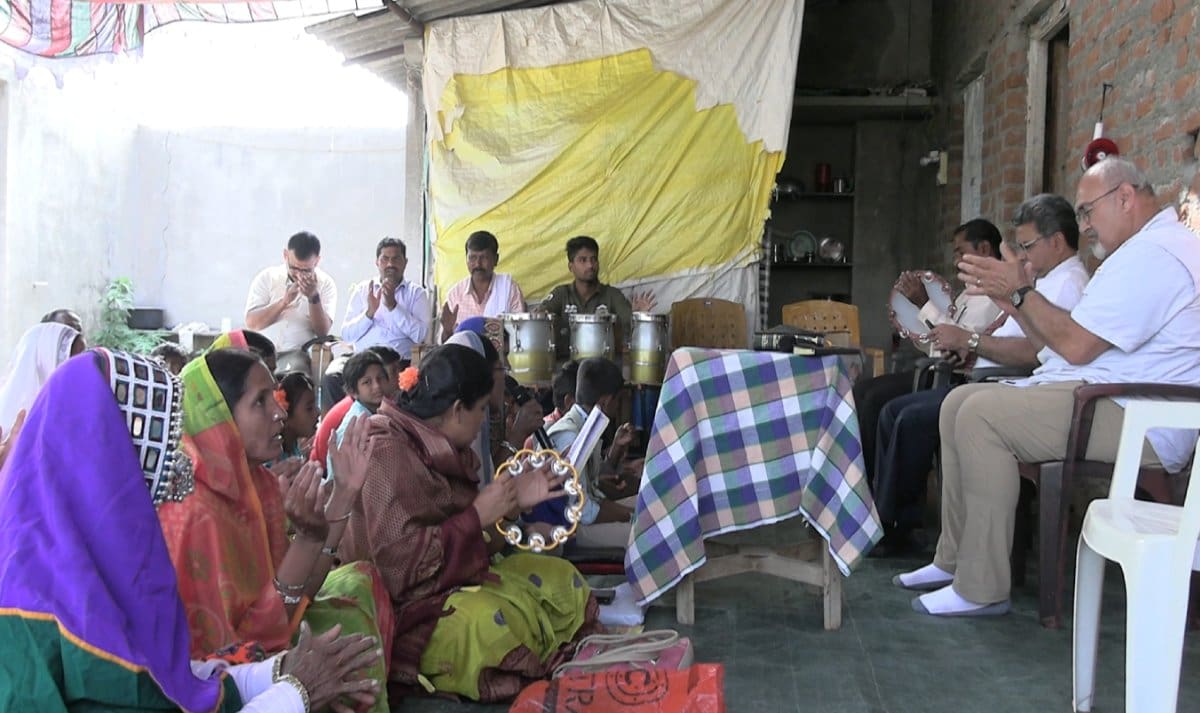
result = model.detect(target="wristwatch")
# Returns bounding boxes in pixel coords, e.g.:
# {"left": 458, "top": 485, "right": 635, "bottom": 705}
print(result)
{"left": 308, "top": 294, "right": 321, "bottom": 305}
{"left": 1010, "top": 286, "right": 1035, "bottom": 309}
{"left": 967, "top": 332, "right": 981, "bottom": 352}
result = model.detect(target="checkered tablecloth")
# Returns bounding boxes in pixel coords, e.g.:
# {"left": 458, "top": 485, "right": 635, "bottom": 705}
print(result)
{"left": 624, "top": 347, "right": 883, "bottom": 605}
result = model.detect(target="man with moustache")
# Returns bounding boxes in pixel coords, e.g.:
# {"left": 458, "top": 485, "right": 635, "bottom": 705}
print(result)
{"left": 438, "top": 230, "right": 527, "bottom": 342}
{"left": 540, "top": 235, "right": 656, "bottom": 359}
{"left": 341, "top": 237, "right": 429, "bottom": 359}
{"left": 895, "top": 158, "right": 1200, "bottom": 617}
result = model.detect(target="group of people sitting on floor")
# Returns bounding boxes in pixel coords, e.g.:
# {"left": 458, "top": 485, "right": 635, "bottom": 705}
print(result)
{"left": 856, "top": 157, "right": 1200, "bottom": 617}
{"left": 0, "top": 298, "right": 647, "bottom": 710}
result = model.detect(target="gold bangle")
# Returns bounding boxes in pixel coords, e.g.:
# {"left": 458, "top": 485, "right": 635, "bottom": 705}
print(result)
{"left": 326, "top": 511, "right": 352, "bottom": 524}
{"left": 271, "top": 653, "right": 285, "bottom": 682}
{"left": 276, "top": 673, "right": 311, "bottom": 713}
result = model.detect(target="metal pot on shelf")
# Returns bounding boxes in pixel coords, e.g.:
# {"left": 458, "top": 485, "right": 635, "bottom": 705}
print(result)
{"left": 818, "top": 236, "right": 846, "bottom": 263}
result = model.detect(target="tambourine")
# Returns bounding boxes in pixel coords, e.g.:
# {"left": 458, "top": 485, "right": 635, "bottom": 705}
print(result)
{"left": 494, "top": 449, "right": 586, "bottom": 553}
{"left": 888, "top": 271, "right": 954, "bottom": 348}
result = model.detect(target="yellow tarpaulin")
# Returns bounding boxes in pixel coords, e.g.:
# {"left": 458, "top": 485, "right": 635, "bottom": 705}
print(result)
{"left": 424, "top": 0, "right": 804, "bottom": 315}
{"left": 431, "top": 49, "right": 782, "bottom": 303}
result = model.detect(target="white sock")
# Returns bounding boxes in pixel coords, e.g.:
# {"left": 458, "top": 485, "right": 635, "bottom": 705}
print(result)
{"left": 896, "top": 563, "right": 953, "bottom": 589}
{"left": 915, "top": 584, "right": 988, "bottom": 615}
{"left": 598, "top": 599, "right": 645, "bottom": 627}
{"left": 612, "top": 582, "right": 638, "bottom": 604}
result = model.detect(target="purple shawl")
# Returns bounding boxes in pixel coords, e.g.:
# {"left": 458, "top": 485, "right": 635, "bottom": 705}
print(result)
{"left": 0, "top": 353, "right": 225, "bottom": 711}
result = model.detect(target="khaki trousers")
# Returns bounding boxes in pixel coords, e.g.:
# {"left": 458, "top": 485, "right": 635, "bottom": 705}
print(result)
{"left": 933, "top": 381, "right": 1158, "bottom": 603}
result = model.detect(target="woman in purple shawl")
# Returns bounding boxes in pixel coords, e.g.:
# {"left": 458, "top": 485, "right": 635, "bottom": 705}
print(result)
{"left": 0, "top": 349, "right": 381, "bottom": 712}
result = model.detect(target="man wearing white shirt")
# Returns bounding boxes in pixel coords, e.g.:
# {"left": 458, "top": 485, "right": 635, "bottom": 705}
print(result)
{"left": 854, "top": 219, "right": 1005, "bottom": 479}
{"left": 898, "top": 158, "right": 1200, "bottom": 617}
{"left": 870, "top": 194, "right": 1090, "bottom": 557}
{"left": 244, "top": 231, "right": 338, "bottom": 359}
{"left": 341, "top": 237, "right": 429, "bottom": 359}
{"left": 438, "top": 231, "right": 526, "bottom": 342}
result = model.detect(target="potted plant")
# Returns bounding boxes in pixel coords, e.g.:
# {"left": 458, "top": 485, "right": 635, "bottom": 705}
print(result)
{"left": 93, "top": 278, "right": 169, "bottom": 353}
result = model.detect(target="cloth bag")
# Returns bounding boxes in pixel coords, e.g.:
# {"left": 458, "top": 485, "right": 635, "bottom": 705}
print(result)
{"left": 510, "top": 664, "right": 725, "bottom": 713}
{"left": 553, "top": 630, "right": 693, "bottom": 677}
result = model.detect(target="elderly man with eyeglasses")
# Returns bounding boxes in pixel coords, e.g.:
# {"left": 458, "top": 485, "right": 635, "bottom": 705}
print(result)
{"left": 894, "top": 158, "right": 1200, "bottom": 617}
{"left": 244, "top": 231, "right": 338, "bottom": 368}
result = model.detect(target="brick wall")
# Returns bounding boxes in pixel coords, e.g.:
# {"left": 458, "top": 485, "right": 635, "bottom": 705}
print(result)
{"left": 931, "top": 0, "right": 1200, "bottom": 243}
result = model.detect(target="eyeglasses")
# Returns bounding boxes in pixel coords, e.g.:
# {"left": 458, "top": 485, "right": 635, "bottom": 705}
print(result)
{"left": 1076, "top": 184, "right": 1123, "bottom": 224}
{"left": 1016, "top": 234, "right": 1047, "bottom": 252}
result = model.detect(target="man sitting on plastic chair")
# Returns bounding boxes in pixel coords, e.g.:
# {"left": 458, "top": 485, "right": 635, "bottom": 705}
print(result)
{"left": 871, "top": 194, "right": 1089, "bottom": 557}
{"left": 895, "top": 158, "right": 1200, "bottom": 617}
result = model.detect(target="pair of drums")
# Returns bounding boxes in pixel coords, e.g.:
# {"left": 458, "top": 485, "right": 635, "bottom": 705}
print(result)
{"left": 502, "top": 312, "right": 669, "bottom": 385}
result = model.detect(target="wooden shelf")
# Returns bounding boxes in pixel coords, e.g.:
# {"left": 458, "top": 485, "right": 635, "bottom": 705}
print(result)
{"left": 777, "top": 192, "right": 854, "bottom": 201}
{"left": 791, "top": 95, "right": 934, "bottom": 123}
{"left": 770, "top": 262, "right": 853, "bottom": 268}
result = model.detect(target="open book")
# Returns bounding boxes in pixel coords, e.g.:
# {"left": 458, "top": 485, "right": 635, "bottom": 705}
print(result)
{"left": 563, "top": 407, "right": 611, "bottom": 472}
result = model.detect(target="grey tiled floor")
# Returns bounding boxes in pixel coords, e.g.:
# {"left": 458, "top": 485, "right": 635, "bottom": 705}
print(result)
{"left": 397, "top": 538, "right": 1200, "bottom": 712}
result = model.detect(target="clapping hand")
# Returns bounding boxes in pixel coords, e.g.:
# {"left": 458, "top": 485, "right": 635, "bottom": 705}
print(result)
{"left": 473, "top": 478, "right": 519, "bottom": 524}
{"left": 380, "top": 276, "right": 398, "bottom": 309}
{"left": 439, "top": 302, "right": 459, "bottom": 338}
{"left": 283, "top": 461, "right": 331, "bottom": 542}
{"left": 365, "top": 282, "right": 382, "bottom": 318}
{"left": 612, "top": 423, "right": 635, "bottom": 452}
{"left": 506, "top": 399, "right": 544, "bottom": 445}
{"left": 630, "top": 290, "right": 658, "bottom": 313}
{"left": 327, "top": 416, "right": 375, "bottom": 498}
{"left": 296, "top": 271, "right": 320, "bottom": 299}
{"left": 283, "top": 279, "right": 302, "bottom": 305}
{"left": 506, "top": 460, "right": 569, "bottom": 510}
{"left": 270, "top": 457, "right": 305, "bottom": 495}
{"left": 896, "top": 272, "right": 927, "bottom": 306}
{"left": 957, "top": 242, "right": 1035, "bottom": 307}
{"left": 280, "top": 622, "right": 382, "bottom": 713}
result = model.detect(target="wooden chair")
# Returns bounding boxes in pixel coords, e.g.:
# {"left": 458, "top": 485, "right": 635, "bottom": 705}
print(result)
{"left": 1013, "top": 382, "right": 1200, "bottom": 628}
{"left": 781, "top": 300, "right": 885, "bottom": 376}
{"left": 670, "top": 298, "right": 748, "bottom": 349}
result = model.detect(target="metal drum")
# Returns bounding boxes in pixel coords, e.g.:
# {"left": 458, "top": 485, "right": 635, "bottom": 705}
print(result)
{"left": 569, "top": 312, "right": 614, "bottom": 361}
{"left": 502, "top": 312, "right": 555, "bottom": 385}
{"left": 629, "top": 312, "right": 669, "bottom": 384}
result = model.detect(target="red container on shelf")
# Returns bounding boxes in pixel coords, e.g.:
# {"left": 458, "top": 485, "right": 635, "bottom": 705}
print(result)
{"left": 814, "top": 162, "right": 833, "bottom": 193}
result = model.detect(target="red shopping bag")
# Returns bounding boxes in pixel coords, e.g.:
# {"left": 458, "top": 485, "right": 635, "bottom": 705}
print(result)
{"left": 509, "top": 664, "right": 725, "bottom": 713}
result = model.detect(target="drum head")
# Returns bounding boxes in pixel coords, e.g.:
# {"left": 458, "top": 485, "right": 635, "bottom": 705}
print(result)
{"left": 631, "top": 311, "right": 667, "bottom": 324}
{"left": 501, "top": 312, "right": 549, "bottom": 323}
{"left": 569, "top": 312, "right": 613, "bottom": 324}
{"left": 888, "top": 271, "right": 954, "bottom": 346}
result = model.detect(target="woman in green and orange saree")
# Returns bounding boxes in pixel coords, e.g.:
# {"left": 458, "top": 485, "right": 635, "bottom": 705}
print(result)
{"left": 158, "top": 345, "right": 395, "bottom": 711}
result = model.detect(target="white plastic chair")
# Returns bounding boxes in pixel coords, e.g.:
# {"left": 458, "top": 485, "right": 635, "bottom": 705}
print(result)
{"left": 1073, "top": 400, "right": 1200, "bottom": 713}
